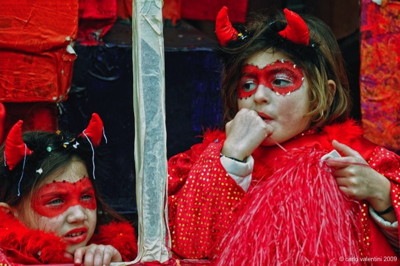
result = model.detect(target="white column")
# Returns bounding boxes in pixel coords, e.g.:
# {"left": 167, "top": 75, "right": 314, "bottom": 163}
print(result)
{"left": 130, "top": 0, "right": 169, "bottom": 263}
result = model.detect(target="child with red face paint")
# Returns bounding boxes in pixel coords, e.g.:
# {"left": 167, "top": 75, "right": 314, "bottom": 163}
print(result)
{"left": 168, "top": 7, "right": 399, "bottom": 265}
{"left": 0, "top": 113, "right": 138, "bottom": 265}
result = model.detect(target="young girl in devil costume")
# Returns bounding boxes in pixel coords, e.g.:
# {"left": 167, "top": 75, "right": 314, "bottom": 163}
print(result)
{"left": 0, "top": 113, "right": 138, "bottom": 265}
{"left": 168, "top": 7, "right": 399, "bottom": 265}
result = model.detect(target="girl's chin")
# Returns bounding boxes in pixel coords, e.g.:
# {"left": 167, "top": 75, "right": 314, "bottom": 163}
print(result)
{"left": 261, "top": 135, "right": 288, "bottom": 147}
{"left": 261, "top": 138, "right": 277, "bottom": 146}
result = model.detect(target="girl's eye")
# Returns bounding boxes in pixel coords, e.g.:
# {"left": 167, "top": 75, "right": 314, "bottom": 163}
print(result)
{"left": 46, "top": 198, "right": 64, "bottom": 206}
{"left": 272, "top": 78, "right": 292, "bottom": 87}
{"left": 81, "top": 194, "right": 94, "bottom": 201}
{"left": 271, "top": 73, "right": 293, "bottom": 88}
{"left": 240, "top": 79, "right": 257, "bottom": 91}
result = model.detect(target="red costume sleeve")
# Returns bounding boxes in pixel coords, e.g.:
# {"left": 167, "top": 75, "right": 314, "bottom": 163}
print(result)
{"left": 168, "top": 131, "right": 246, "bottom": 259}
{"left": 365, "top": 146, "right": 400, "bottom": 258}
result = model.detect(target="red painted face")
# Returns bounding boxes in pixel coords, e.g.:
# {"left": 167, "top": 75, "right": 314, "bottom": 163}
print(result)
{"left": 237, "top": 59, "right": 304, "bottom": 98}
{"left": 31, "top": 177, "right": 97, "bottom": 218}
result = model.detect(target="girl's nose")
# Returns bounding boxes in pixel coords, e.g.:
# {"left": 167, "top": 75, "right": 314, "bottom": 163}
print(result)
{"left": 66, "top": 205, "right": 87, "bottom": 223}
{"left": 253, "top": 85, "right": 271, "bottom": 104}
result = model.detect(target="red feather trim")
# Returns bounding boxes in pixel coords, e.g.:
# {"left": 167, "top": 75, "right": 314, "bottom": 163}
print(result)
{"left": 323, "top": 120, "right": 363, "bottom": 145}
{"left": 0, "top": 210, "right": 137, "bottom": 263}
{"left": 90, "top": 221, "right": 138, "bottom": 261}
{"left": 0, "top": 210, "right": 70, "bottom": 264}
{"left": 214, "top": 147, "right": 363, "bottom": 265}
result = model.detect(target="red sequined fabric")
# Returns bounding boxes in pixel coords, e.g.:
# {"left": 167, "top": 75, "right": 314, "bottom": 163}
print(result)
{"left": 169, "top": 139, "right": 245, "bottom": 259}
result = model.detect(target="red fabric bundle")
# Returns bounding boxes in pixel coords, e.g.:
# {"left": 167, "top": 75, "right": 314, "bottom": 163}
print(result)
{"left": 117, "top": 0, "right": 133, "bottom": 20}
{"left": 181, "top": 0, "right": 248, "bottom": 23}
{"left": 0, "top": 0, "right": 78, "bottom": 103}
{"left": 2, "top": 102, "right": 58, "bottom": 143}
{"left": 78, "top": 0, "right": 117, "bottom": 45}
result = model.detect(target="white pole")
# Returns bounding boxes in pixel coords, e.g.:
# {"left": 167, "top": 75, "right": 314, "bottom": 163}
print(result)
{"left": 130, "top": 0, "right": 169, "bottom": 263}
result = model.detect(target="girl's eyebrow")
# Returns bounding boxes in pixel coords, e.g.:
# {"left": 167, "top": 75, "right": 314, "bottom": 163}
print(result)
{"left": 36, "top": 191, "right": 68, "bottom": 201}
{"left": 81, "top": 186, "right": 95, "bottom": 193}
{"left": 241, "top": 65, "right": 260, "bottom": 74}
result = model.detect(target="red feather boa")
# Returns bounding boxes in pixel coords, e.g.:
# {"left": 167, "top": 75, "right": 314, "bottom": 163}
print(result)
{"left": 90, "top": 221, "right": 138, "bottom": 261}
{"left": 0, "top": 210, "right": 137, "bottom": 264}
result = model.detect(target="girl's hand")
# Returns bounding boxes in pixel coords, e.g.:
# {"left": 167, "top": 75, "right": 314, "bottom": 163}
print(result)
{"left": 73, "top": 244, "right": 122, "bottom": 266}
{"left": 222, "top": 109, "right": 274, "bottom": 161}
{"left": 326, "top": 140, "right": 393, "bottom": 214}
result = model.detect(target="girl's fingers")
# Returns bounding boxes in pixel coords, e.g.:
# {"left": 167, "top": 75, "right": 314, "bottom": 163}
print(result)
{"left": 334, "top": 177, "right": 349, "bottom": 186}
{"left": 331, "top": 140, "right": 361, "bottom": 158}
{"left": 325, "top": 157, "right": 356, "bottom": 169}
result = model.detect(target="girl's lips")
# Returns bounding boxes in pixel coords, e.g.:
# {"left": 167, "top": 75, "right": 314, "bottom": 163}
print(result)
{"left": 63, "top": 227, "right": 88, "bottom": 245}
{"left": 257, "top": 112, "right": 273, "bottom": 121}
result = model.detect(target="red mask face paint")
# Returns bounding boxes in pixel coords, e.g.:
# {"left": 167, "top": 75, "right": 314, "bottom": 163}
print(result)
{"left": 31, "top": 177, "right": 97, "bottom": 218}
{"left": 237, "top": 59, "right": 304, "bottom": 98}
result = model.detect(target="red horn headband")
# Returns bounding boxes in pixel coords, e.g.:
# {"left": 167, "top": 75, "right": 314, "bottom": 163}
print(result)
{"left": 278, "top": 8, "right": 309, "bottom": 45}
{"left": 215, "top": 7, "right": 309, "bottom": 46}
{"left": 4, "top": 113, "right": 104, "bottom": 171}
{"left": 80, "top": 113, "right": 104, "bottom": 146}
{"left": 215, "top": 6, "right": 239, "bottom": 46}
{"left": 4, "top": 120, "right": 33, "bottom": 170}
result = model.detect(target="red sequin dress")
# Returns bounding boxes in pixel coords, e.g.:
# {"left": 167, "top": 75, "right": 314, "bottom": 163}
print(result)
{"left": 168, "top": 120, "right": 400, "bottom": 265}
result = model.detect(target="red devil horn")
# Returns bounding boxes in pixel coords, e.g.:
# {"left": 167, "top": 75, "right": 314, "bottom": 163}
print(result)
{"left": 80, "top": 113, "right": 104, "bottom": 146}
{"left": 5, "top": 120, "right": 33, "bottom": 170}
{"left": 215, "top": 6, "right": 239, "bottom": 46}
{"left": 278, "top": 8, "right": 309, "bottom": 45}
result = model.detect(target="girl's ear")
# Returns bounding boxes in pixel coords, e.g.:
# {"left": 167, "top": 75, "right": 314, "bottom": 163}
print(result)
{"left": 0, "top": 202, "right": 15, "bottom": 216}
{"left": 327, "top": 79, "right": 336, "bottom": 94}
{"left": 327, "top": 79, "right": 336, "bottom": 105}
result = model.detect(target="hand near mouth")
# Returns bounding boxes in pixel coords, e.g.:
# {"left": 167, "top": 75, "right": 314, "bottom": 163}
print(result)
{"left": 222, "top": 108, "right": 274, "bottom": 161}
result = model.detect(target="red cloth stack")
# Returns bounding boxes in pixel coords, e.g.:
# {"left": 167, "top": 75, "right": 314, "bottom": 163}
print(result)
{"left": 181, "top": 0, "right": 248, "bottom": 23}
{"left": 0, "top": 0, "right": 78, "bottom": 138}
{"left": 78, "top": 0, "right": 117, "bottom": 45}
{"left": 163, "top": 0, "right": 249, "bottom": 24}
